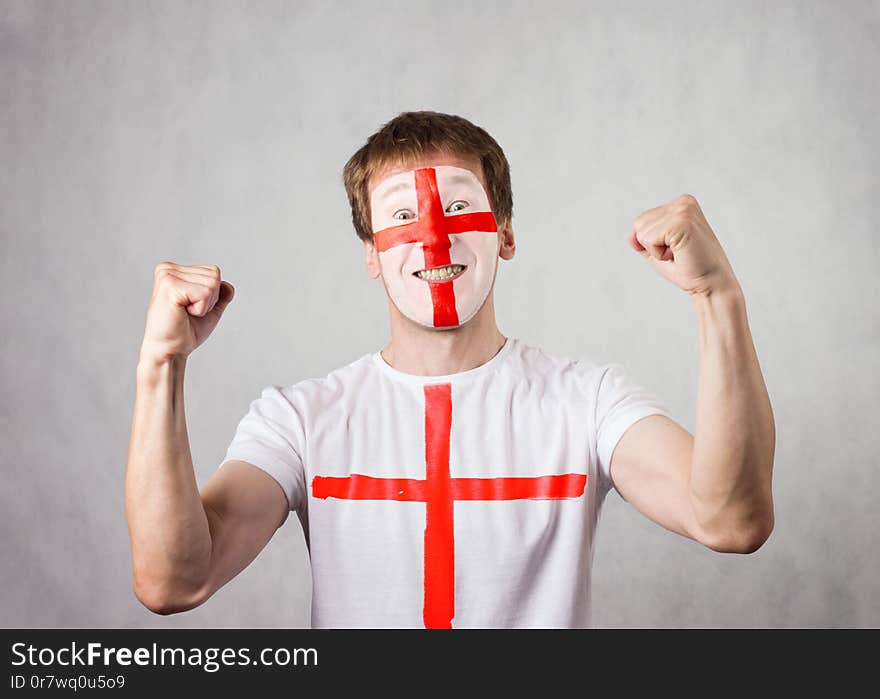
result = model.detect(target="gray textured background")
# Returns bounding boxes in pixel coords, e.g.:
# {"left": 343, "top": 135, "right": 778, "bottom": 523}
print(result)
{"left": 2, "top": 0, "right": 877, "bottom": 628}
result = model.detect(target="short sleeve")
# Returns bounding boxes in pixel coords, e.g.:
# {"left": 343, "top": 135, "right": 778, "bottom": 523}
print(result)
{"left": 220, "top": 386, "right": 306, "bottom": 513}
{"left": 595, "top": 363, "right": 674, "bottom": 494}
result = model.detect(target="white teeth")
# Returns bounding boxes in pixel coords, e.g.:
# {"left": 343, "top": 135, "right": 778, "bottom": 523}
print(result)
{"left": 415, "top": 264, "right": 464, "bottom": 281}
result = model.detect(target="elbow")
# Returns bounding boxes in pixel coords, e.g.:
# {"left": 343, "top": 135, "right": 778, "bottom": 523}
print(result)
{"left": 133, "top": 576, "right": 209, "bottom": 616}
{"left": 136, "top": 595, "right": 178, "bottom": 617}
{"left": 699, "top": 510, "right": 774, "bottom": 554}
{"left": 691, "top": 478, "right": 775, "bottom": 554}
{"left": 703, "top": 528, "right": 771, "bottom": 554}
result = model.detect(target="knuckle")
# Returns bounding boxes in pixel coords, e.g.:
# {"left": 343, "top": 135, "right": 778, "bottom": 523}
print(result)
{"left": 156, "top": 269, "right": 179, "bottom": 289}
{"left": 154, "top": 261, "right": 174, "bottom": 276}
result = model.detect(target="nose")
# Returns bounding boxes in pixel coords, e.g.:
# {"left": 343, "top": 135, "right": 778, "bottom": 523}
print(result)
{"left": 412, "top": 168, "right": 453, "bottom": 269}
{"left": 420, "top": 227, "right": 452, "bottom": 270}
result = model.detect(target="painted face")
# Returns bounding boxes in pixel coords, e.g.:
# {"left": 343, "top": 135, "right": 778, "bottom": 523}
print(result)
{"left": 370, "top": 165, "right": 499, "bottom": 329}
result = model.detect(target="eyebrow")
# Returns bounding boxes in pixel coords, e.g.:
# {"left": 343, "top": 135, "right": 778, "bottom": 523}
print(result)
{"left": 373, "top": 170, "right": 481, "bottom": 204}
{"left": 374, "top": 181, "right": 412, "bottom": 201}
{"left": 445, "top": 173, "right": 478, "bottom": 187}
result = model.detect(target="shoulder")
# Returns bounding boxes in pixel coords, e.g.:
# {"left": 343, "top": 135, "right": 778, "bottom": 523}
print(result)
{"left": 274, "top": 352, "right": 375, "bottom": 405}
{"left": 511, "top": 340, "right": 653, "bottom": 399}
{"left": 506, "top": 338, "right": 606, "bottom": 391}
{"left": 246, "top": 353, "right": 376, "bottom": 418}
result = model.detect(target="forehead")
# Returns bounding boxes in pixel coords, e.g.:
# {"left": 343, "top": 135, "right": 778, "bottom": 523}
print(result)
{"left": 368, "top": 151, "right": 487, "bottom": 200}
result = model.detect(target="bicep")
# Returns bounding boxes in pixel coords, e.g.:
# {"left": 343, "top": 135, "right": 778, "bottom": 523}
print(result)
{"left": 197, "top": 460, "right": 291, "bottom": 599}
{"left": 608, "top": 414, "right": 703, "bottom": 543}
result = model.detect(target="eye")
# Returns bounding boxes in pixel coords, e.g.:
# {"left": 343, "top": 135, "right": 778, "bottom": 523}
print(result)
{"left": 446, "top": 200, "right": 469, "bottom": 213}
{"left": 393, "top": 209, "right": 416, "bottom": 221}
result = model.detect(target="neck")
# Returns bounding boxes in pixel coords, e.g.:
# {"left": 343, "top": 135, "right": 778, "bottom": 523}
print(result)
{"left": 381, "top": 291, "right": 507, "bottom": 376}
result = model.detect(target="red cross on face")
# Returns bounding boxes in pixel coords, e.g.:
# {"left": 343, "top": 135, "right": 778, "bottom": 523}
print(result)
{"left": 312, "top": 383, "right": 588, "bottom": 628}
{"left": 372, "top": 167, "right": 499, "bottom": 328}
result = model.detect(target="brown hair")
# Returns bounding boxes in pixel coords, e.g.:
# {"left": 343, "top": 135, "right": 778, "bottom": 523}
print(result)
{"left": 342, "top": 111, "right": 513, "bottom": 243}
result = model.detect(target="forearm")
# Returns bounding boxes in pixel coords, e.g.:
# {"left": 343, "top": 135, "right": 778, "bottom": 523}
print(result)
{"left": 124, "top": 354, "right": 212, "bottom": 609}
{"left": 688, "top": 283, "right": 776, "bottom": 550}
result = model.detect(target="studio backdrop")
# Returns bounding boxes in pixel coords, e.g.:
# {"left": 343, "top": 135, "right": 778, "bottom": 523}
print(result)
{"left": 1, "top": 0, "right": 877, "bottom": 627}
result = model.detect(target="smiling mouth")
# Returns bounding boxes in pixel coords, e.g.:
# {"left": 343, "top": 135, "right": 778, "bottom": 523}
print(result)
{"left": 413, "top": 264, "right": 466, "bottom": 282}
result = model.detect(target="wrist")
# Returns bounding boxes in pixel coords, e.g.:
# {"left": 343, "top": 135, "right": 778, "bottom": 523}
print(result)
{"left": 690, "top": 278, "right": 749, "bottom": 351}
{"left": 136, "top": 349, "right": 187, "bottom": 385}
{"left": 689, "top": 275, "right": 744, "bottom": 308}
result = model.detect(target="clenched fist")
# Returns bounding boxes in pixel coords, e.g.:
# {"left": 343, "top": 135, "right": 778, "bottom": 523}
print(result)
{"left": 139, "top": 262, "right": 235, "bottom": 365}
{"left": 629, "top": 194, "right": 740, "bottom": 297}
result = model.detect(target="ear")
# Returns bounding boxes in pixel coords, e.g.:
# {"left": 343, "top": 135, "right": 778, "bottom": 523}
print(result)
{"left": 498, "top": 219, "right": 516, "bottom": 260}
{"left": 364, "top": 238, "right": 382, "bottom": 279}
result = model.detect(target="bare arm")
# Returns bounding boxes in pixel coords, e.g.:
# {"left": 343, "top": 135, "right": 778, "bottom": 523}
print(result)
{"left": 609, "top": 194, "right": 775, "bottom": 554}
{"left": 610, "top": 285, "right": 775, "bottom": 553}
{"left": 687, "top": 285, "right": 775, "bottom": 549}
{"left": 125, "top": 262, "right": 288, "bottom": 614}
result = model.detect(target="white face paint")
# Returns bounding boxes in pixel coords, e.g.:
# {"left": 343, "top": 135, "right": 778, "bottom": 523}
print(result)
{"left": 370, "top": 165, "right": 499, "bottom": 329}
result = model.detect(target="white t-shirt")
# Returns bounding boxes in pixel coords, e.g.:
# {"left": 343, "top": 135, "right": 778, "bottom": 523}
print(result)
{"left": 219, "top": 337, "right": 674, "bottom": 628}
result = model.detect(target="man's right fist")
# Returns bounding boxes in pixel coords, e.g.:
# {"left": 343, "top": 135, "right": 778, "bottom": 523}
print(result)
{"left": 139, "top": 262, "right": 235, "bottom": 365}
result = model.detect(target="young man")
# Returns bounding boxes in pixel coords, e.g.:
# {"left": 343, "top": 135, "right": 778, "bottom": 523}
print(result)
{"left": 125, "top": 111, "right": 775, "bottom": 628}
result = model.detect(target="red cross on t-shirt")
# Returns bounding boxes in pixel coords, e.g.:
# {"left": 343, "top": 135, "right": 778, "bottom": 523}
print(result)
{"left": 312, "top": 382, "right": 588, "bottom": 628}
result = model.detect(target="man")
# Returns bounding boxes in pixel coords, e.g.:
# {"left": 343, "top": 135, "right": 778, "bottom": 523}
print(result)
{"left": 125, "top": 111, "right": 775, "bottom": 628}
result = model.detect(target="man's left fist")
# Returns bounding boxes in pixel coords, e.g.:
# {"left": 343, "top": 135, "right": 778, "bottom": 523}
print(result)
{"left": 629, "top": 194, "right": 739, "bottom": 297}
